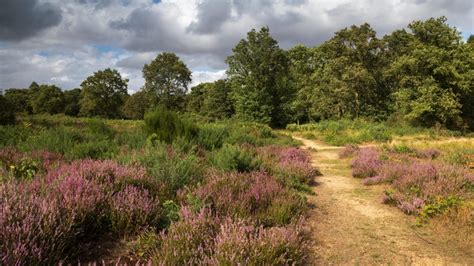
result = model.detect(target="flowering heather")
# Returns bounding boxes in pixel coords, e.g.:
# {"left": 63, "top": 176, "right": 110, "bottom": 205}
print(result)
{"left": 415, "top": 148, "right": 441, "bottom": 159}
{"left": 258, "top": 146, "right": 319, "bottom": 188}
{"left": 351, "top": 148, "right": 382, "bottom": 178}
{"left": 153, "top": 208, "right": 308, "bottom": 265}
{"left": 0, "top": 159, "right": 162, "bottom": 264}
{"left": 193, "top": 171, "right": 306, "bottom": 226}
{"left": 110, "top": 185, "right": 162, "bottom": 236}
{"left": 210, "top": 219, "right": 308, "bottom": 265}
{"left": 338, "top": 144, "right": 360, "bottom": 158}
{"left": 152, "top": 207, "right": 219, "bottom": 265}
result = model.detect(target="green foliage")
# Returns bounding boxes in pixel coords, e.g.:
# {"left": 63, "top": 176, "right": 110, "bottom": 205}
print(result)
{"left": 118, "top": 144, "right": 203, "bottom": 195}
{"left": 210, "top": 144, "right": 262, "bottom": 172}
{"left": 163, "top": 200, "right": 180, "bottom": 224}
{"left": 143, "top": 107, "right": 198, "bottom": 144}
{"left": 4, "top": 88, "right": 31, "bottom": 114}
{"left": 143, "top": 52, "right": 191, "bottom": 110}
{"left": 30, "top": 85, "right": 65, "bottom": 114}
{"left": 63, "top": 88, "right": 82, "bottom": 116}
{"left": 226, "top": 27, "right": 292, "bottom": 127}
{"left": 0, "top": 94, "right": 16, "bottom": 125}
{"left": 80, "top": 68, "right": 129, "bottom": 118}
{"left": 196, "top": 124, "right": 229, "bottom": 150}
{"left": 122, "top": 90, "right": 155, "bottom": 120}
{"left": 418, "top": 196, "right": 463, "bottom": 222}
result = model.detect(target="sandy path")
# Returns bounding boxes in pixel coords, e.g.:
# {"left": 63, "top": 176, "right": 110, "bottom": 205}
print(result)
{"left": 294, "top": 136, "right": 472, "bottom": 265}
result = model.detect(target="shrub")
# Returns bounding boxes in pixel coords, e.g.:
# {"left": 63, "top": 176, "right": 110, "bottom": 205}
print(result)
{"left": 0, "top": 159, "right": 164, "bottom": 264}
{"left": 0, "top": 94, "right": 15, "bottom": 125}
{"left": 196, "top": 124, "right": 229, "bottom": 150}
{"left": 351, "top": 148, "right": 382, "bottom": 178}
{"left": 152, "top": 207, "right": 218, "bottom": 265}
{"left": 110, "top": 185, "right": 162, "bottom": 236}
{"left": 258, "top": 146, "right": 318, "bottom": 192}
{"left": 210, "top": 219, "right": 308, "bottom": 265}
{"left": 338, "top": 144, "right": 360, "bottom": 158}
{"left": 192, "top": 171, "right": 306, "bottom": 226}
{"left": 210, "top": 144, "right": 261, "bottom": 172}
{"left": 144, "top": 107, "right": 198, "bottom": 144}
{"left": 118, "top": 144, "right": 203, "bottom": 195}
{"left": 152, "top": 208, "right": 308, "bottom": 265}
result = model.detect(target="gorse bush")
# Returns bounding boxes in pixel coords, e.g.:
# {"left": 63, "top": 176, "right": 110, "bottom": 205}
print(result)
{"left": 117, "top": 144, "right": 203, "bottom": 195}
{"left": 210, "top": 144, "right": 262, "bottom": 172}
{"left": 196, "top": 124, "right": 229, "bottom": 150}
{"left": 144, "top": 107, "right": 198, "bottom": 144}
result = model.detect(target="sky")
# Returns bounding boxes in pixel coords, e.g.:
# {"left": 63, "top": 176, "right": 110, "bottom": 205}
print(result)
{"left": 0, "top": 0, "right": 472, "bottom": 93}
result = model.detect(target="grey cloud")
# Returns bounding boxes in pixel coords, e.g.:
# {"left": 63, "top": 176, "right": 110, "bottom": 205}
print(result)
{"left": 0, "top": 0, "right": 62, "bottom": 41}
{"left": 187, "top": 0, "right": 232, "bottom": 34}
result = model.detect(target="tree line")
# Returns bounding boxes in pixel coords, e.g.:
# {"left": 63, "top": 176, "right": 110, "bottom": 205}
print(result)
{"left": 1, "top": 16, "right": 473, "bottom": 129}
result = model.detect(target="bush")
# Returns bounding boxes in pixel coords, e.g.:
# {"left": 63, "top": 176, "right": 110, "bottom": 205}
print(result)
{"left": 351, "top": 148, "right": 382, "bottom": 178}
{"left": 192, "top": 171, "right": 306, "bottom": 226}
{"left": 152, "top": 208, "right": 308, "bottom": 265}
{"left": 0, "top": 94, "right": 15, "bottom": 125}
{"left": 0, "top": 159, "right": 164, "bottom": 264}
{"left": 196, "top": 124, "right": 229, "bottom": 150}
{"left": 110, "top": 185, "right": 162, "bottom": 236}
{"left": 144, "top": 107, "right": 198, "bottom": 144}
{"left": 117, "top": 144, "right": 203, "bottom": 195}
{"left": 210, "top": 144, "right": 262, "bottom": 172}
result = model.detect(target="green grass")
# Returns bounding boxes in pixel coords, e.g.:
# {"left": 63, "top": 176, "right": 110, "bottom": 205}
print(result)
{"left": 287, "top": 119, "right": 461, "bottom": 146}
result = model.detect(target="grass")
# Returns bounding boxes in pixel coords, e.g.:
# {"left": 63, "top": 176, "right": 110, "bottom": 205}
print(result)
{"left": 287, "top": 119, "right": 462, "bottom": 146}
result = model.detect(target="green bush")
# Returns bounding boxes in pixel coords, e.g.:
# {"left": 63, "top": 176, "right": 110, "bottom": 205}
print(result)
{"left": 0, "top": 94, "right": 16, "bottom": 125}
{"left": 196, "top": 124, "right": 229, "bottom": 150}
{"left": 144, "top": 107, "right": 198, "bottom": 144}
{"left": 210, "top": 144, "right": 261, "bottom": 172}
{"left": 118, "top": 144, "right": 203, "bottom": 195}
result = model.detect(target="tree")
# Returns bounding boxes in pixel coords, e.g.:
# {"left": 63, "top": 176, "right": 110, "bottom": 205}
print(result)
{"left": 186, "top": 82, "right": 209, "bottom": 114}
{"left": 80, "top": 68, "right": 129, "bottom": 118}
{"left": 0, "top": 94, "right": 15, "bottom": 125}
{"left": 4, "top": 88, "right": 31, "bottom": 113}
{"left": 386, "top": 17, "right": 470, "bottom": 127}
{"left": 63, "top": 88, "right": 82, "bottom": 116}
{"left": 122, "top": 90, "right": 155, "bottom": 120}
{"left": 316, "top": 23, "right": 388, "bottom": 119}
{"left": 202, "top": 79, "right": 234, "bottom": 119}
{"left": 226, "top": 27, "right": 290, "bottom": 126}
{"left": 143, "top": 52, "right": 191, "bottom": 110}
{"left": 30, "top": 84, "right": 64, "bottom": 114}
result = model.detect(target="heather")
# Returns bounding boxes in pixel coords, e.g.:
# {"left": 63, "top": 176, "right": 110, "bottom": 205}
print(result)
{"left": 0, "top": 114, "right": 316, "bottom": 264}
{"left": 347, "top": 145, "right": 474, "bottom": 219}
{"left": 152, "top": 208, "right": 308, "bottom": 265}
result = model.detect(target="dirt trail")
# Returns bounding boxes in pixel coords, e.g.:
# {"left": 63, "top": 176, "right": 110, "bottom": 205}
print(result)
{"left": 294, "top": 136, "right": 472, "bottom": 265}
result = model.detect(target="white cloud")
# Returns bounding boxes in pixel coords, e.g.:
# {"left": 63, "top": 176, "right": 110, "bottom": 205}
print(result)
{"left": 0, "top": 0, "right": 472, "bottom": 92}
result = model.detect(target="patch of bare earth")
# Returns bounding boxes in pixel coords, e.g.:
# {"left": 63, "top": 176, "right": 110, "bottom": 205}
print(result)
{"left": 294, "top": 136, "right": 474, "bottom": 265}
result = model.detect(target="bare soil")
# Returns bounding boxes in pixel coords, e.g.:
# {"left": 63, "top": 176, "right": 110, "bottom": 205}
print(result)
{"left": 294, "top": 136, "right": 474, "bottom": 265}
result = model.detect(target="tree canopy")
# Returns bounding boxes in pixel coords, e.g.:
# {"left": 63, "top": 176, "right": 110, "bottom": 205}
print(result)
{"left": 80, "top": 68, "right": 129, "bottom": 118}
{"left": 143, "top": 52, "right": 192, "bottom": 110}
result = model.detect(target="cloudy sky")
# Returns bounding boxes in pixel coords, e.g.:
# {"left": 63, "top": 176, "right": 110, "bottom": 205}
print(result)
{"left": 0, "top": 0, "right": 472, "bottom": 93}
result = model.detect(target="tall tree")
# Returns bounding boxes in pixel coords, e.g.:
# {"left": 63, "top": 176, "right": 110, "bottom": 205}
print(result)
{"left": 80, "top": 68, "right": 129, "bottom": 118}
{"left": 316, "top": 23, "right": 388, "bottom": 119}
{"left": 0, "top": 94, "right": 15, "bottom": 125}
{"left": 30, "top": 84, "right": 65, "bottom": 114}
{"left": 226, "top": 27, "right": 290, "bottom": 126}
{"left": 63, "top": 88, "right": 82, "bottom": 116}
{"left": 143, "top": 52, "right": 191, "bottom": 110}
{"left": 122, "top": 90, "right": 155, "bottom": 120}
{"left": 386, "top": 17, "right": 471, "bottom": 128}
{"left": 202, "top": 79, "right": 234, "bottom": 119}
{"left": 4, "top": 88, "right": 31, "bottom": 113}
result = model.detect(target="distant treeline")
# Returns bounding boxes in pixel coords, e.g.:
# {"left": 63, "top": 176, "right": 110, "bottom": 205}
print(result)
{"left": 1, "top": 16, "right": 473, "bottom": 129}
